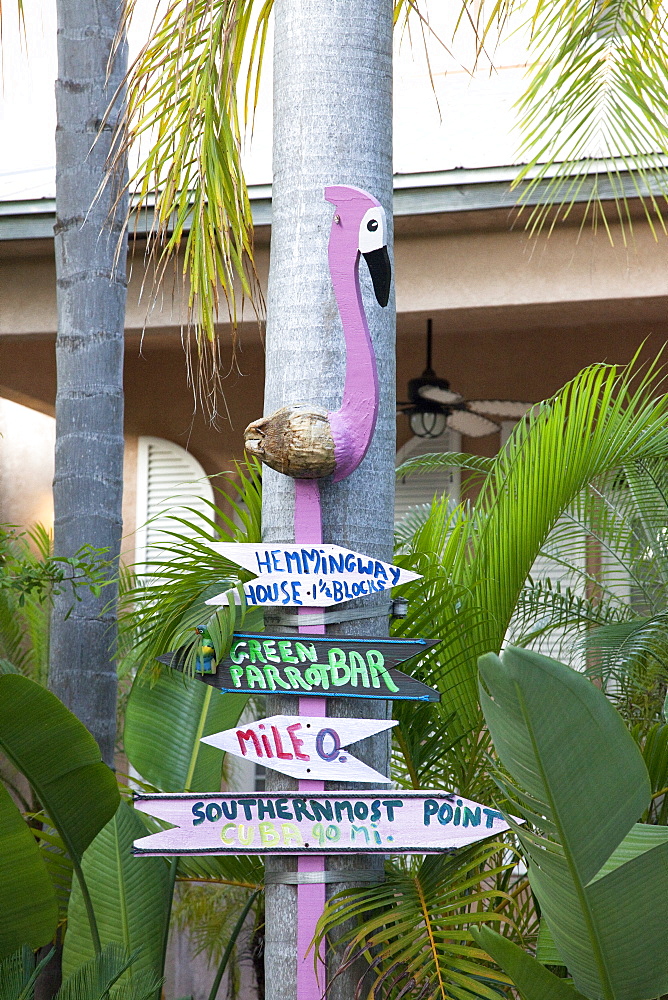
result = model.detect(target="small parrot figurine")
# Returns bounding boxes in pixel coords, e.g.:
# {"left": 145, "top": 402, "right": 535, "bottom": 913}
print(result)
{"left": 156, "top": 626, "right": 217, "bottom": 675}
{"left": 193, "top": 626, "right": 217, "bottom": 674}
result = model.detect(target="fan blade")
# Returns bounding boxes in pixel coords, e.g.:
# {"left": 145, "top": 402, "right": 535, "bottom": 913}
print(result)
{"left": 447, "top": 409, "right": 500, "bottom": 437}
{"left": 466, "top": 400, "right": 533, "bottom": 418}
{"left": 418, "top": 385, "right": 463, "bottom": 405}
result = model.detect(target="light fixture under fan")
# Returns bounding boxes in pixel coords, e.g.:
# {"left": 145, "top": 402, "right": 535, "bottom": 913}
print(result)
{"left": 397, "top": 319, "right": 534, "bottom": 439}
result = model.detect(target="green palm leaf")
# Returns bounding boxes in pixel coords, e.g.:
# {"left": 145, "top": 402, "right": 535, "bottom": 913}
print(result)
{"left": 56, "top": 944, "right": 138, "bottom": 1000}
{"left": 478, "top": 645, "right": 668, "bottom": 1000}
{"left": 508, "top": 454, "right": 668, "bottom": 712}
{"left": 108, "top": 968, "right": 165, "bottom": 1000}
{"left": 119, "top": 459, "right": 262, "bottom": 677}
{"left": 124, "top": 666, "right": 247, "bottom": 793}
{"left": 396, "top": 452, "right": 494, "bottom": 481}
{"left": 62, "top": 802, "right": 171, "bottom": 981}
{"left": 116, "top": 0, "right": 270, "bottom": 397}
{"left": 0, "top": 947, "right": 56, "bottom": 1000}
{"left": 397, "top": 360, "right": 668, "bottom": 739}
{"left": 511, "top": 0, "right": 668, "bottom": 236}
{"left": 176, "top": 854, "right": 264, "bottom": 888}
{"left": 0, "top": 784, "right": 58, "bottom": 958}
{"left": 317, "top": 846, "right": 515, "bottom": 1000}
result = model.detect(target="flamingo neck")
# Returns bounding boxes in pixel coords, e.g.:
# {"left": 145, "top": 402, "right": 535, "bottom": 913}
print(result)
{"left": 327, "top": 237, "right": 379, "bottom": 482}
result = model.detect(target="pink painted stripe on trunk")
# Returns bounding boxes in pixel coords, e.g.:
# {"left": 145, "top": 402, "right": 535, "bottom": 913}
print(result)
{"left": 295, "top": 480, "right": 326, "bottom": 998}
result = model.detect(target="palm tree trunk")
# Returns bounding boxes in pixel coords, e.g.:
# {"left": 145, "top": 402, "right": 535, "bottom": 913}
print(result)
{"left": 263, "top": 2, "right": 394, "bottom": 997}
{"left": 49, "top": 0, "right": 128, "bottom": 766}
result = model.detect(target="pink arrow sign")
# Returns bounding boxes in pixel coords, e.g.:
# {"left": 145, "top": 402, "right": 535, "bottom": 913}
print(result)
{"left": 201, "top": 715, "right": 397, "bottom": 783}
{"left": 204, "top": 542, "right": 420, "bottom": 608}
{"left": 132, "top": 792, "right": 517, "bottom": 856}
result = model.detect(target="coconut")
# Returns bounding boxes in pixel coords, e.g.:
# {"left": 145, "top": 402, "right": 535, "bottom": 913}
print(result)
{"left": 244, "top": 405, "right": 336, "bottom": 479}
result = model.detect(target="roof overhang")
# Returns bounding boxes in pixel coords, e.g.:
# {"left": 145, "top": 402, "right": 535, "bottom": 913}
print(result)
{"left": 1, "top": 163, "right": 666, "bottom": 242}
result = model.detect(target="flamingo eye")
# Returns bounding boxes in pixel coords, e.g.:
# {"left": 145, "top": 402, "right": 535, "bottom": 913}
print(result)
{"left": 358, "top": 205, "right": 386, "bottom": 253}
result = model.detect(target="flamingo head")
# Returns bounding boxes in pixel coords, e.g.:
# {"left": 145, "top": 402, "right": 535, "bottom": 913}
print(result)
{"left": 325, "top": 185, "right": 391, "bottom": 307}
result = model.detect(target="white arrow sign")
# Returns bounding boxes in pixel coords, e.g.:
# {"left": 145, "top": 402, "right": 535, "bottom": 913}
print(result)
{"left": 204, "top": 543, "right": 421, "bottom": 608}
{"left": 202, "top": 715, "right": 397, "bottom": 783}
{"left": 133, "top": 791, "right": 520, "bottom": 856}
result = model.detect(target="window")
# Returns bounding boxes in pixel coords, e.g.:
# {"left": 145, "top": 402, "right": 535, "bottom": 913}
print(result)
{"left": 395, "top": 429, "right": 462, "bottom": 524}
{"left": 135, "top": 436, "right": 214, "bottom": 571}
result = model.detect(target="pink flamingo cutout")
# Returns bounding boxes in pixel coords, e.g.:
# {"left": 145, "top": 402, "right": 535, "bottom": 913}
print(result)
{"left": 293, "top": 186, "right": 391, "bottom": 998}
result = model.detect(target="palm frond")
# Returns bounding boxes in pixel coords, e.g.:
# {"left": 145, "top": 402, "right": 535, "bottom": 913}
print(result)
{"left": 55, "top": 944, "right": 135, "bottom": 1000}
{"left": 583, "top": 615, "right": 668, "bottom": 725}
{"left": 394, "top": 498, "right": 461, "bottom": 555}
{"left": 396, "top": 453, "right": 494, "bottom": 480}
{"left": 514, "top": 0, "right": 668, "bottom": 237}
{"left": 109, "top": 969, "right": 165, "bottom": 1000}
{"left": 172, "top": 882, "right": 261, "bottom": 965}
{"left": 509, "top": 578, "right": 630, "bottom": 649}
{"left": 176, "top": 853, "right": 264, "bottom": 888}
{"left": 317, "top": 846, "right": 516, "bottom": 1000}
{"left": 119, "top": 459, "right": 262, "bottom": 675}
{"left": 395, "top": 358, "right": 668, "bottom": 737}
{"left": 0, "top": 946, "right": 53, "bottom": 1000}
{"left": 113, "top": 0, "right": 271, "bottom": 412}
{"left": 391, "top": 703, "right": 463, "bottom": 789}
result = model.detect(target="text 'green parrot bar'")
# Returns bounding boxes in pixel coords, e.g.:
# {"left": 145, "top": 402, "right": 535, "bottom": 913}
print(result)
{"left": 159, "top": 634, "right": 440, "bottom": 702}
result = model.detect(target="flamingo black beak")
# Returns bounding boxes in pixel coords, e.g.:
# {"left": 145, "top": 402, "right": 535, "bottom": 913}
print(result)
{"left": 362, "top": 246, "right": 391, "bottom": 308}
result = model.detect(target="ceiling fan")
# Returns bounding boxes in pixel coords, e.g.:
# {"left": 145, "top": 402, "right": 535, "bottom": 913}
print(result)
{"left": 397, "top": 319, "right": 534, "bottom": 438}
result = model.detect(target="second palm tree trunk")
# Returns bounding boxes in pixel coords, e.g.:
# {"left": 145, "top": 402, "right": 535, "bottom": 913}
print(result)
{"left": 49, "top": 0, "right": 129, "bottom": 767}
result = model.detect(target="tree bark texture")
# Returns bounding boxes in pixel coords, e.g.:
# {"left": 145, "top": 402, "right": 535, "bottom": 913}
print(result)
{"left": 50, "top": 0, "right": 128, "bottom": 766}
{"left": 263, "top": 2, "right": 394, "bottom": 997}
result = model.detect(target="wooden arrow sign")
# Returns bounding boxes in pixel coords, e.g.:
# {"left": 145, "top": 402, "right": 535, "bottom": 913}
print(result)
{"left": 204, "top": 542, "right": 421, "bottom": 607}
{"left": 201, "top": 715, "right": 397, "bottom": 783}
{"left": 133, "top": 791, "right": 516, "bottom": 856}
{"left": 158, "top": 635, "right": 441, "bottom": 702}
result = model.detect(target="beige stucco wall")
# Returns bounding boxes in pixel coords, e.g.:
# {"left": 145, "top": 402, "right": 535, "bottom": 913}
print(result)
{"left": 3, "top": 217, "right": 668, "bottom": 337}
{"left": 0, "top": 398, "right": 55, "bottom": 531}
{"left": 0, "top": 405, "right": 138, "bottom": 564}
{"left": 1, "top": 206, "right": 668, "bottom": 540}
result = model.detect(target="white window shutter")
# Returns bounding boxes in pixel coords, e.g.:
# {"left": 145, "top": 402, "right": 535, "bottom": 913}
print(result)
{"left": 522, "top": 517, "right": 589, "bottom": 669}
{"left": 135, "top": 436, "right": 214, "bottom": 570}
{"left": 395, "top": 430, "right": 461, "bottom": 523}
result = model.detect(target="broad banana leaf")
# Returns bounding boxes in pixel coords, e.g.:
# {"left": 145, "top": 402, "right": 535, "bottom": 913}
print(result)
{"left": 0, "top": 784, "right": 58, "bottom": 957}
{"left": 62, "top": 802, "right": 171, "bottom": 981}
{"left": 63, "top": 802, "right": 172, "bottom": 976}
{"left": 0, "top": 674, "right": 119, "bottom": 863}
{"left": 33, "top": 820, "right": 73, "bottom": 924}
{"left": 124, "top": 666, "right": 247, "bottom": 792}
{"left": 472, "top": 926, "right": 587, "bottom": 1000}
{"left": 536, "top": 920, "right": 563, "bottom": 966}
{"left": 478, "top": 647, "right": 668, "bottom": 1000}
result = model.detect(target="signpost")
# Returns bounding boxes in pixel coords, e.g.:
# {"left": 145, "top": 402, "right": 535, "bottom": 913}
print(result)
{"left": 134, "top": 187, "right": 504, "bottom": 1000}
{"left": 200, "top": 714, "right": 397, "bottom": 783}
{"left": 159, "top": 634, "right": 440, "bottom": 702}
{"left": 203, "top": 542, "right": 420, "bottom": 607}
{"left": 133, "top": 792, "right": 514, "bottom": 856}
